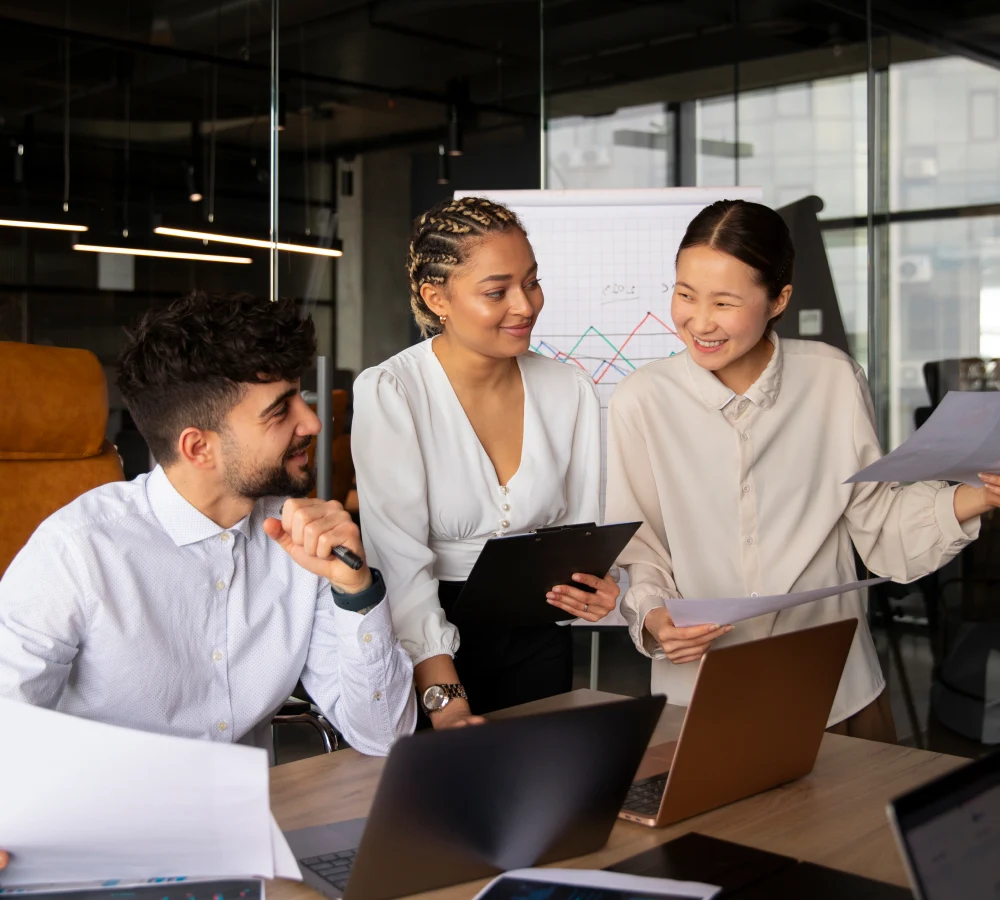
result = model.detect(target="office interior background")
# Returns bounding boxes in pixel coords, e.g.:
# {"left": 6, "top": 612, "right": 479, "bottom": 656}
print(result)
{"left": 2, "top": 0, "right": 998, "bottom": 758}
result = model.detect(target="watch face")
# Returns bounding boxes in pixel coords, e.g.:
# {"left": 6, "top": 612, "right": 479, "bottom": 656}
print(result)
{"left": 423, "top": 684, "right": 448, "bottom": 711}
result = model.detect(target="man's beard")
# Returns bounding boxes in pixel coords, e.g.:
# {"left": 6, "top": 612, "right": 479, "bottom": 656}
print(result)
{"left": 223, "top": 435, "right": 316, "bottom": 501}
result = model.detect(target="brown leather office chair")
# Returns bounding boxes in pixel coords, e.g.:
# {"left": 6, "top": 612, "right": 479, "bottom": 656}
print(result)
{"left": 305, "top": 388, "right": 355, "bottom": 506}
{"left": 0, "top": 342, "right": 124, "bottom": 577}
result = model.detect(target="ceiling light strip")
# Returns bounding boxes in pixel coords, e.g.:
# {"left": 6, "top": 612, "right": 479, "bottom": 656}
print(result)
{"left": 0, "top": 218, "right": 88, "bottom": 232}
{"left": 154, "top": 226, "right": 343, "bottom": 258}
{"left": 73, "top": 244, "right": 252, "bottom": 264}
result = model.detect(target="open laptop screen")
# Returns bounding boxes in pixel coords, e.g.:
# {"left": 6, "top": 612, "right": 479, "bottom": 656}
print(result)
{"left": 891, "top": 750, "right": 1000, "bottom": 900}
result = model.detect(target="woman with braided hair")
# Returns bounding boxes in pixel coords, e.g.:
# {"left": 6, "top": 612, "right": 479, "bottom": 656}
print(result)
{"left": 606, "top": 199, "right": 996, "bottom": 742}
{"left": 351, "top": 196, "right": 620, "bottom": 728}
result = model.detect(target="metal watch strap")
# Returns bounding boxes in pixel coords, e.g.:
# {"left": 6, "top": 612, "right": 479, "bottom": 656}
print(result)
{"left": 421, "top": 683, "right": 467, "bottom": 714}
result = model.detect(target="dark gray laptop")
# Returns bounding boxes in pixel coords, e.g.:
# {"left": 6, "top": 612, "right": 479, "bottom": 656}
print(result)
{"left": 887, "top": 748, "right": 1000, "bottom": 900}
{"left": 284, "top": 695, "right": 666, "bottom": 900}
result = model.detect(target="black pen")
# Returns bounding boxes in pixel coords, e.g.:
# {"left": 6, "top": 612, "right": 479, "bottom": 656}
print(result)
{"left": 330, "top": 545, "right": 365, "bottom": 570}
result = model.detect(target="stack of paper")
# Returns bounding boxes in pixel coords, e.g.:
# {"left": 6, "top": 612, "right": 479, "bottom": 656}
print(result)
{"left": 0, "top": 699, "right": 301, "bottom": 892}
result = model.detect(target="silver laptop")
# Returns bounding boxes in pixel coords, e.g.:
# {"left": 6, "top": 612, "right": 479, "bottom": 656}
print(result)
{"left": 887, "top": 748, "right": 1000, "bottom": 900}
{"left": 284, "top": 695, "right": 665, "bottom": 900}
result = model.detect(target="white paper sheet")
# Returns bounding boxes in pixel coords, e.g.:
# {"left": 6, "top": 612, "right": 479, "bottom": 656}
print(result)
{"left": 664, "top": 577, "right": 888, "bottom": 627}
{"left": 472, "top": 867, "right": 721, "bottom": 899}
{"left": 0, "top": 699, "right": 278, "bottom": 889}
{"left": 846, "top": 391, "right": 1000, "bottom": 487}
{"left": 269, "top": 815, "right": 301, "bottom": 881}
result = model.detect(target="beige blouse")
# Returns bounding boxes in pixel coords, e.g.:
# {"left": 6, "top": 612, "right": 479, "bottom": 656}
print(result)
{"left": 606, "top": 335, "right": 980, "bottom": 725}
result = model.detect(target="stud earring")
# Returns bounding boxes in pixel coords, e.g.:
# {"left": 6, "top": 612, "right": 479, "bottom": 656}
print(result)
{"left": 439, "top": 315, "right": 447, "bottom": 325}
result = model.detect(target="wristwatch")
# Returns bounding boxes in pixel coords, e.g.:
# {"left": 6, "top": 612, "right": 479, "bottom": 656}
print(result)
{"left": 421, "top": 683, "right": 468, "bottom": 716}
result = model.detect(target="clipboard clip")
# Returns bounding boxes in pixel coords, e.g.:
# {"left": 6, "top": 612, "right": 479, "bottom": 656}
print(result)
{"left": 530, "top": 523, "right": 597, "bottom": 535}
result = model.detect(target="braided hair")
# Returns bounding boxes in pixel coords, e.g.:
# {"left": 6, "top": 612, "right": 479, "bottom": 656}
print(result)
{"left": 407, "top": 196, "right": 526, "bottom": 338}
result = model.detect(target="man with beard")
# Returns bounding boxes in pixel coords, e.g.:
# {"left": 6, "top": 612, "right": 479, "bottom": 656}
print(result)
{"left": 0, "top": 292, "right": 416, "bottom": 758}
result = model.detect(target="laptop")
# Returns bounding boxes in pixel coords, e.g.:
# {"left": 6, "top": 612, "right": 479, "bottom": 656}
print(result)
{"left": 887, "top": 748, "right": 1000, "bottom": 900}
{"left": 284, "top": 694, "right": 666, "bottom": 900}
{"left": 619, "top": 618, "right": 858, "bottom": 827}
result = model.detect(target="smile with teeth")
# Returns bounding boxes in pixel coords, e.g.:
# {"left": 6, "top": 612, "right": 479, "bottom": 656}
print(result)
{"left": 693, "top": 337, "right": 727, "bottom": 348}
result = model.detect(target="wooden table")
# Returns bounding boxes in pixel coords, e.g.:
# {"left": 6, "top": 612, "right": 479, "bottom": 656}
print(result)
{"left": 269, "top": 689, "right": 963, "bottom": 900}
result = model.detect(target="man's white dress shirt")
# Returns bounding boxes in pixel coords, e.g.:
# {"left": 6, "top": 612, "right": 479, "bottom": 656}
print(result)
{"left": 0, "top": 466, "right": 416, "bottom": 756}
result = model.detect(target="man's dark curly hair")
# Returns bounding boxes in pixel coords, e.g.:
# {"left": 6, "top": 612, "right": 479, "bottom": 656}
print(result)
{"left": 117, "top": 292, "right": 316, "bottom": 466}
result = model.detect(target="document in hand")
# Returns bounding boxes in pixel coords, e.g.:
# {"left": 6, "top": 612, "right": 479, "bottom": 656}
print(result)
{"left": 846, "top": 390, "right": 1000, "bottom": 487}
{"left": 0, "top": 699, "right": 301, "bottom": 890}
{"left": 663, "top": 577, "right": 888, "bottom": 627}
{"left": 472, "top": 867, "right": 721, "bottom": 899}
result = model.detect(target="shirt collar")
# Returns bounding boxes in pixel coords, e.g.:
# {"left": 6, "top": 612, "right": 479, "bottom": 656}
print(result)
{"left": 146, "top": 465, "right": 254, "bottom": 547}
{"left": 684, "top": 332, "right": 784, "bottom": 411}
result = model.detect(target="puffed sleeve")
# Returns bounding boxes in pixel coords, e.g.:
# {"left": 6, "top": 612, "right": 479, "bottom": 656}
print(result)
{"left": 558, "top": 371, "right": 602, "bottom": 526}
{"left": 351, "top": 367, "right": 459, "bottom": 664}
{"left": 605, "top": 385, "right": 677, "bottom": 659}
{"left": 845, "top": 368, "right": 980, "bottom": 580}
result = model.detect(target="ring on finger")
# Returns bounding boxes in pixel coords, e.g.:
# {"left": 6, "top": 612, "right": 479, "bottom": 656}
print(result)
{"left": 583, "top": 603, "right": 589, "bottom": 613}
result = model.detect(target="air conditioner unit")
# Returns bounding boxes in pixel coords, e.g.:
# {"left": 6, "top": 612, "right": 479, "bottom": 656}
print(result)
{"left": 898, "top": 255, "right": 933, "bottom": 283}
{"left": 903, "top": 156, "right": 938, "bottom": 179}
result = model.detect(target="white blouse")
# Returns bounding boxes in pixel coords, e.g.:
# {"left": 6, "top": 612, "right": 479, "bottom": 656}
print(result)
{"left": 605, "top": 335, "right": 980, "bottom": 725}
{"left": 352, "top": 338, "right": 602, "bottom": 665}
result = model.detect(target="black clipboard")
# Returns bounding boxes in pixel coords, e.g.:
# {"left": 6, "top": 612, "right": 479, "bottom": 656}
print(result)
{"left": 446, "top": 521, "right": 641, "bottom": 627}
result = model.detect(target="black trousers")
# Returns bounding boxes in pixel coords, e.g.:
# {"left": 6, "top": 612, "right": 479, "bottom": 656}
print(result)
{"left": 418, "top": 580, "right": 573, "bottom": 725}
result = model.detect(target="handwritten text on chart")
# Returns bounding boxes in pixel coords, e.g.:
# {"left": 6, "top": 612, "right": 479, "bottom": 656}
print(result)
{"left": 602, "top": 283, "right": 638, "bottom": 302}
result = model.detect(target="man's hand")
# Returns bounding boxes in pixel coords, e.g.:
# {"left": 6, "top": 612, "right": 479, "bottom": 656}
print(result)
{"left": 263, "top": 498, "right": 373, "bottom": 593}
{"left": 546, "top": 572, "right": 620, "bottom": 622}
{"left": 644, "top": 607, "right": 733, "bottom": 664}
{"left": 429, "top": 699, "right": 485, "bottom": 729}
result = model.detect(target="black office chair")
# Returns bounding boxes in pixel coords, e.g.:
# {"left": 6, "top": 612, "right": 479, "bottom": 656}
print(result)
{"left": 272, "top": 682, "right": 341, "bottom": 756}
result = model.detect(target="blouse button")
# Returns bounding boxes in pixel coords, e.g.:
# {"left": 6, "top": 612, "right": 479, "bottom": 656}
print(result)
{"left": 742, "top": 485, "right": 751, "bottom": 494}
{"left": 746, "top": 537, "right": 754, "bottom": 545}
{"left": 500, "top": 519, "right": 510, "bottom": 529}
{"left": 738, "top": 399, "right": 749, "bottom": 412}
{"left": 501, "top": 503, "right": 510, "bottom": 512}
{"left": 741, "top": 432, "right": 749, "bottom": 442}
{"left": 499, "top": 485, "right": 509, "bottom": 495}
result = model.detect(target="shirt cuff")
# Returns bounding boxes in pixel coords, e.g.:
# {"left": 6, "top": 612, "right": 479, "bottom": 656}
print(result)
{"left": 624, "top": 585, "right": 670, "bottom": 660}
{"left": 935, "top": 484, "right": 982, "bottom": 543}
{"left": 331, "top": 568, "right": 386, "bottom": 614}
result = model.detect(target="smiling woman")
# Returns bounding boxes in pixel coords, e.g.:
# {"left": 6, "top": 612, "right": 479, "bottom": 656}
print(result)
{"left": 351, "top": 196, "right": 620, "bottom": 729}
{"left": 606, "top": 199, "right": 998, "bottom": 744}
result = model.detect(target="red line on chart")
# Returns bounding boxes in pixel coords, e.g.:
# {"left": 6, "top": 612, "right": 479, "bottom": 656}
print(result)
{"left": 594, "top": 312, "right": 680, "bottom": 384}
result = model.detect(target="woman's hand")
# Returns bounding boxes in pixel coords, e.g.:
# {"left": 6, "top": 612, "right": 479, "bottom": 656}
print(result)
{"left": 429, "top": 699, "right": 485, "bottom": 729}
{"left": 0, "top": 849, "right": 9, "bottom": 871}
{"left": 546, "top": 573, "right": 620, "bottom": 622}
{"left": 643, "top": 607, "right": 733, "bottom": 664}
{"left": 954, "top": 474, "right": 1000, "bottom": 523}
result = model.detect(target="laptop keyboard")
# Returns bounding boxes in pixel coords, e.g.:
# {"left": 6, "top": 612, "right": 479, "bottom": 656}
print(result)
{"left": 622, "top": 773, "right": 668, "bottom": 817}
{"left": 300, "top": 848, "right": 357, "bottom": 892}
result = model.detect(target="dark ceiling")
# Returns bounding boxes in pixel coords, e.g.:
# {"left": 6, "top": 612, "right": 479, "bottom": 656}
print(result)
{"left": 0, "top": 0, "right": 997, "bottom": 218}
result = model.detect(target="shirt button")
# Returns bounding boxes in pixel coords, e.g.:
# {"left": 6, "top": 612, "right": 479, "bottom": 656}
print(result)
{"left": 751, "top": 592, "right": 760, "bottom": 598}
{"left": 363, "top": 633, "right": 373, "bottom": 643}
{"left": 738, "top": 399, "right": 749, "bottom": 412}
{"left": 746, "top": 537, "right": 754, "bottom": 545}
{"left": 741, "top": 433, "right": 749, "bottom": 442}
{"left": 500, "top": 519, "right": 510, "bottom": 529}
{"left": 220, "top": 533, "right": 231, "bottom": 543}
{"left": 499, "top": 485, "right": 509, "bottom": 495}
{"left": 215, "top": 580, "right": 226, "bottom": 591}
{"left": 212, "top": 650, "right": 223, "bottom": 662}
{"left": 217, "top": 721, "right": 228, "bottom": 732}
{"left": 372, "top": 691, "right": 382, "bottom": 701}
{"left": 501, "top": 503, "right": 510, "bottom": 512}
{"left": 742, "top": 485, "right": 751, "bottom": 494}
